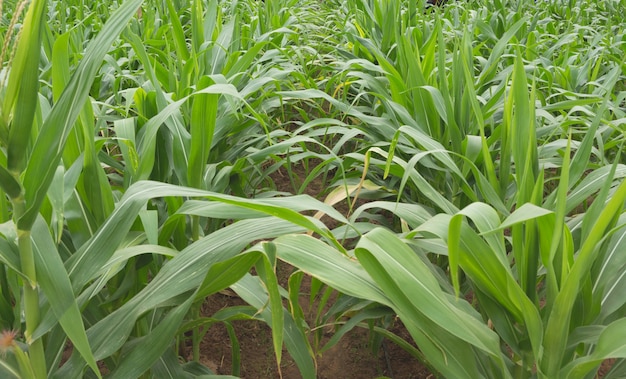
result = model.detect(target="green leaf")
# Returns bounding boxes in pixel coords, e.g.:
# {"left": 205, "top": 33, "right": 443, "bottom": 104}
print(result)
{"left": 356, "top": 228, "right": 504, "bottom": 363}
{"left": 109, "top": 297, "right": 195, "bottom": 378}
{"left": 274, "top": 234, "right": 389, "bottom": 305}
{"left": 594, "top": 221, "right": 626, "bottom": 319}
{"left": 0, "top": 232, "right": 24, "bottom": 281}
{"left": 510, "top": 51, "right": 537, "bottom": 205}
{"left": 0, "top": 166, "right": 21, "bottom": 199}
{"left": 356, "top": 231, "right": 494, "bottom": 378}
{"left": 194, "top": 251, "right": 261, "bottom": 301}
{"left": 51, "top": 32, "right": 83, "bottom": 167}
{"left": 4, "top": 0, "right": 46, "bottom": 174}
{"left": 447, "top": 204, "right": 544, "bottom": 365}
{"left": 477, "top": 17, "right": 528, "bottom": 86}
{"left": 151, "top": 348, "right": 192, "bottom": 379}
{"left": 19, "top": 0, "right": 144, "bottom": 230}
{"left": 165, "top": 0, "right": 190, "bottom": 62}
{"left": 561, "top": 318, "right": 626, "bottom": 379}
{"left": 31, "top": 217, "right": 99, "bottom": 376}
{"left": 258, "top": 243, "right": 284, "bottom": 369}
{"left": 134, "top": 84, "right": 240, "bottom": 183}
{"left": 64, "top": 181, "right": 331, "bottom": 294}
{"left": 543, "top": 178, "right": 626, "bottom": 376}
{"left": 188, "top": 76, "right": 218, "bottom": 189}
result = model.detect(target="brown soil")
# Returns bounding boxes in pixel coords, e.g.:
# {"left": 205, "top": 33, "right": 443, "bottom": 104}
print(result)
{"left": 190, "top": 289, "right": 432, "bottom": 379}
{"left": 182, "top": 161, "right": 433, "bottom": 378}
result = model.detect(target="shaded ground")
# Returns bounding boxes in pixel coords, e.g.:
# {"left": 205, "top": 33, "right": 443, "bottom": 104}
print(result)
{"left": 191, "top": 280, "right": 432, "bottom": 379}
{"left": 186, "top": 161, "right": 434, "bottom": 378}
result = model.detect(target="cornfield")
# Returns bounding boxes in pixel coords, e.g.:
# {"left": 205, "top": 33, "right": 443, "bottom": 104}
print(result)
{"left": 1, "top": 0, "right": 626, "bottom": 377}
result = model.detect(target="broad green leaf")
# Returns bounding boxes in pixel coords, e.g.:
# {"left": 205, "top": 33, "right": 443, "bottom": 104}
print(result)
{"left": 114, "top": 118, "right": 139, "bottom": 180}
{"left": 194, "top": 251, "right": 261, "bottom": 301}
{"left": 497, "top": 203, "right": 553, "bottom": 231}
{"left": 350, "top": 201, "right": 432, "bottom": 229}
{"left": 78, "top": 101, "right": 114, "bottom": 225}
{"left": 172, "top": 195, "right": 348, "bottom": 227}
{"left": 47, "top": 166, "right": 65, "bottom": 243}
{"left": 134, "top": 84, "right": 240, "bottom": 183}
{"left": 273, "top": 234, "right": 389, "bottom": 305}
{"left": 191, "top": 0, "right": 205, "bottom": 54}
{"left": 4, "top": 0, "right": 46, "bottom": 174}
{"left": 83, "top": 244, "right": 178, "bottom": 301}
{"left": 64, "top": 181, "right": 331, "bottom": 295}
{"left": 109, "top": 297, "right": 195, "bottom": 378}
{"left": 30, "top": 217, "right": 99, "bottom": 376}
{"left": 356, "top": 230, "right": 497, "bottom": 378}
{"left": 561, "top": 318, "right": 626, "bottom": 379}
{"left": 138, "top": 210, "right": 158, "bottom": 245}
{"left": 258, "top": 243, "right": 284, "bottom": 369}
{"left": 188, "top": 76, "right": 218, "bottom": 189}
{"left": 593, "top": 216, "right": 626, "bottom": 318}
{"left": 448, "top": 206, "right": 544, "bottom": 365}
{"left": 568, "top": 100, "right": 608, "bottom": 189}
{"left": 510, "top": 51, "right": 538, "bottom": 205}
{"left": 477, "top": 17, "right": 528, "bottom": 86}
{"left": 52, "top": 32, "right": 84, "bottom": 168}
{"left": 0, "top": 353, "right": 20, "bottom": 379}
{"left": 356, "top": 228, "right": 504, "bottom": 362}
{"left": 20, "top": 0, "right": 145, "bottom": 230}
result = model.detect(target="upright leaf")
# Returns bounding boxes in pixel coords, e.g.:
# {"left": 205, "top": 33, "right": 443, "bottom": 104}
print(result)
{"left": 19, "top": 0, "right": 144, "bottom": 230}
{"left": 188, "top": 76, "right": 218, "bottom": 189}
{"left": 3, "top": 0, "right": 46, "bottom": 174}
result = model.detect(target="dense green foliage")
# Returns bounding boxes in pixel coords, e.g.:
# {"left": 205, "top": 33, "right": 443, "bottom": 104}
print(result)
{"left": 1, "top": 0, "right": 626, "bottom": 377}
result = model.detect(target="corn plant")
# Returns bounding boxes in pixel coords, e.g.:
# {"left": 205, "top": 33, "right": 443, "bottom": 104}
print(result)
{"left": 1, "top": 0, "right": 626, "bottom": 378}
{"left": 270, "top": 52, "right": 626, "bottom": 377}
{"left": 0, "top": 0, "right": 352, "bottom": 377}
{"left": 0, "top": 0, "right": 179, "bottom": 376}
{"left": 265, "top": 0, "right": 626, "bottom": 377}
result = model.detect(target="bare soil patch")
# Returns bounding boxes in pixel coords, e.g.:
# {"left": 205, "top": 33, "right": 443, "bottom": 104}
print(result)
{"left": 192, "top": 281, "right": 432, "bottom": 379}
{"left": 184, "top": 161, "right": 433, "bottom": 378}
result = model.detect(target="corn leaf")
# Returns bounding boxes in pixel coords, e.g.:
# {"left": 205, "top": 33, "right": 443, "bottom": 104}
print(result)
{"left": 19, "top": 0, "right": 144, "bottom": 230}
